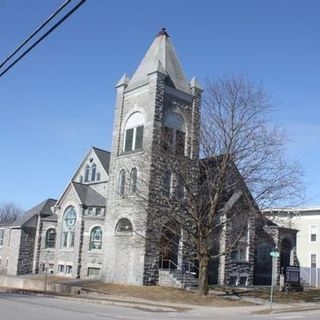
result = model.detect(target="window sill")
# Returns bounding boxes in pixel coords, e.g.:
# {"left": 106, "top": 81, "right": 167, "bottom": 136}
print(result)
{"left": 115, "top": 232, "right": 133, "bottom": 236}
{"left": 118, "top": 149, "right": 144, "bottom": 158}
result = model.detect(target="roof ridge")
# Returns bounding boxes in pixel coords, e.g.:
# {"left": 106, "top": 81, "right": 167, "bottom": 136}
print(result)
{"left": 91, "top": 146, "right": 110, "bottom": 153}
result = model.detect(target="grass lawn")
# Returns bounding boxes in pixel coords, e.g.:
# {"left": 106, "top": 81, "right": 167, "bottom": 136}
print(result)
{"left": 212, "top": 286, "right": 320, "bottom": 304}
{"left": 79, "top": 281, "right": 251, "bottom": 307}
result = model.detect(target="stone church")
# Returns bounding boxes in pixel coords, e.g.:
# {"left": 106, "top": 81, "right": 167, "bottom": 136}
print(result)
{"left": 0, "top": 28, "right": 297, "bottom": 287}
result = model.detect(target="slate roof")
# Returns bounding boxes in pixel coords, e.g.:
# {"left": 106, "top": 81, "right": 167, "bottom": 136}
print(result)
{"left": 125, "top": 28, "right": 191, "bottom": 94}
{"left": 92, "top": 147, "right": 111, "bottom": 174}
{"left": 12, "top": 198, "right": 57, "bottom": 227}
{"left": 72, "top": 182, "right": 106, "bottom": 207}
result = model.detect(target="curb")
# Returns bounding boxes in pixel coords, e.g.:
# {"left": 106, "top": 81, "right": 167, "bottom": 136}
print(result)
{"left": 3, "top": 289, "right": 189, "bottom": 313}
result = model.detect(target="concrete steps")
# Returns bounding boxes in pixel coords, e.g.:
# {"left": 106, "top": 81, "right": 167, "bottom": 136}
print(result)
{"left": 159, "top": 269, "right": 198, "bottom": 289}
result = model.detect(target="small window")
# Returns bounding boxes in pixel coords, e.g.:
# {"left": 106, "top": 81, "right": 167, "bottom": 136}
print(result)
{"left": 130, "top": 168, "right": 137, "bottom": 193}
{"left": 66, "top": 265, "right": 72, "bottom": 274}
{"left": 90, "top": 227, "right": 102, "bottom": 250}
{"left": 163, "top": 126, "right": 174, "bottom": 151}
{"left": 116, "top": 218, "right": 133, "bottom": 233}
{"left": 95, "top": 208, "right": 101, "bottom": 216}
{"left": 91, "top": 164, "right": 96, "bottom": 182}
{"left": 45, "top": 228, "right": 56, "bottom": 248}
{"left": 0, "top": 229, "right": 4, "bottom": 247}
{"left": 310, "top": 225, "right": 317, "bottom": 242}
{"left": 58, "top": 265, "right": 64, "bottom": 273}
{"left": 119, "top": 170, "right": 126, "bottom": 196}
{"left": 176, "top": 130, "right": 186, "bottom": 155}
{"left": 175, "top": 176, "right": 185, "bottom": 199}
{"left": 311, "top": 254, "right": 317, "bottom": 268}
{"left": 163, "top": 170, "right": 172, "bottom": 196}
{"left": 97, "top": 172, "right": 101, "bottom": 181}
{"left": 79, "top": 175, "right": 83, "bottom": 183}
{"left": 88, "top": 267, "right": 101, "bottom": 278}
{"left": 85, "top": 165, "right": 90, "bottom": 182}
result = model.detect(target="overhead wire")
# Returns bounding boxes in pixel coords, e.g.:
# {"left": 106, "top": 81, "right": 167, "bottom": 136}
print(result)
{"left": 0, "top": 0, "right": 86, "bottom": 78}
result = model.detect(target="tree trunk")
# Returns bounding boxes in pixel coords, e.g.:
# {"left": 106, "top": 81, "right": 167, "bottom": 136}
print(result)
{"left": 198, "top": 254, "right": 209, "bottom": 295}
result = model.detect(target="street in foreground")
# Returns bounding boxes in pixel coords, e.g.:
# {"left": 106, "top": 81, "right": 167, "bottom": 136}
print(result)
{"left": 1, "top": 292, "right": 320, "bottom": 320}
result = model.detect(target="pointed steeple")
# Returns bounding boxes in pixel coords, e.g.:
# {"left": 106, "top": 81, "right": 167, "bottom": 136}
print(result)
{"left": 125, "top": 28, "right": 191, "bottom": 94}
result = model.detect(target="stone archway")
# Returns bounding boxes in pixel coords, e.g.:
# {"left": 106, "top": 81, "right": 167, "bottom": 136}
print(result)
{"left": 159, "top": 222, "right": 181, "bottom": 269}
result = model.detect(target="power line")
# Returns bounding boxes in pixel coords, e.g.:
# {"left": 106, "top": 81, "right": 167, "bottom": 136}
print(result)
{"left": 0, "top": 0, "right": 86, "bottom": 78}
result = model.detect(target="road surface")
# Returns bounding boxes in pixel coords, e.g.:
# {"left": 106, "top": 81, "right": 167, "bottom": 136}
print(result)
{"left": 1, "top": 292, "right": 320, "bottom": 320}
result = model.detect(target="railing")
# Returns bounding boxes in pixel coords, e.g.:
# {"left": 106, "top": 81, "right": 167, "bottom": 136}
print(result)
{"left": 160, "top": 258, "right": 179, "bottom": 271}
{"left": 160, "top": 256, "right": 199, "bottom": 277}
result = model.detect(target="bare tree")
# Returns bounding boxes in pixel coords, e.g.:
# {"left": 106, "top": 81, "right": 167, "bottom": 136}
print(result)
{"left": 126, "top": 76, "right": 303, "bottom": 296}
{"left": 0, "top": 201, "right": 24, "bottom": 223}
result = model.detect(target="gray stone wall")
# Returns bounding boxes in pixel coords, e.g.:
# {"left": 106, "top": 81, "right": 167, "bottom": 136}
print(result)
{"left": 79, "top": 217, "right": 104, "bottom": 278}
{"left": 17, "top": 227, "right": 36, "bottom": 275}
{"left": 6, "top": 228, "right": 21, "bottom": 276}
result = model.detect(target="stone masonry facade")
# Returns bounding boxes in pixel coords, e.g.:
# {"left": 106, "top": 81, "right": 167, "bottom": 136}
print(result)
{"left": 0, "top": 29, "right": 298, "bottom": 287}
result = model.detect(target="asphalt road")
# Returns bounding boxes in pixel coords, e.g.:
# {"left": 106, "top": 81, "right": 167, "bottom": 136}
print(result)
{"left": 1, "top": 292, "right": 320, "bottom": 320}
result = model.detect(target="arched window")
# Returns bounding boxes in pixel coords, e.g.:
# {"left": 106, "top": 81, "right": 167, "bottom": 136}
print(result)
{"left": 123, "top": 112, "right": 144, "bottom": 152}
{"left": 45, "top": 228, "right": 56, "bottom": 248}
{"left": 62, "top": 207, "right": 76, "bottom": 248}
{"left": 163, "top": 170, "right": 172, "bottom": 196}
{"left": 91, "top": 164, "right": 96, "bottom": 182}
{"left": 130, "top": 168, "right": 137, "bottom": 193}
{"left": 163, "top": 113, "right": 186, "bottom": 155}
{"left": 116, "top": 218, "right": 133, "bottom": 233}
{"left": 175, "top": 176, "right": 185, "bottom": 199}
{"left": 84, "top": 165, "right": 90, "bottom": 182}
{"left": 89, "top": 227, "right": 102, "bottom": 250}
{"left": 119, "top": 170, "right": 126, "bottom": 196}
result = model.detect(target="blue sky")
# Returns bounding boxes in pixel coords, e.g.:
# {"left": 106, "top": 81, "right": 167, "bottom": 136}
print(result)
{"left": 0, "top": 0, "right": 319, "bottom": 210}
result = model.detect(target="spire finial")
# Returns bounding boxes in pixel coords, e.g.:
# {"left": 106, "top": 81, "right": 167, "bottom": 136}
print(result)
{"left": 157, "top": 27, "right": 169, "bottom": 37}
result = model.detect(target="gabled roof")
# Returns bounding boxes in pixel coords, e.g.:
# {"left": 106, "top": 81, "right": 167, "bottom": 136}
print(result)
{"left": 92, "top": 147, "right": 111, "bottom": 174}
{"left": 72, "top": 182, "right": 106, "bottom": 207}
{"left": 12, "top": 198, "right": 57, "bottom": 227}
{"left": 125, "top": 28, "right": 191, "bottom": 94}
{"left": 71, "top": 146, "right": 110, "bottom": 183}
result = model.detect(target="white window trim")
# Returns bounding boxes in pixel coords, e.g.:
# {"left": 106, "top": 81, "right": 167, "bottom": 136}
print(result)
{"left": 309, "top": 225, "right": 318, "bottom": 243}
{"left": 309, "top": 252, "right": 318, "bottom": 286}
{"left": 0, "top": 229, "right": 4, "bottom": 247}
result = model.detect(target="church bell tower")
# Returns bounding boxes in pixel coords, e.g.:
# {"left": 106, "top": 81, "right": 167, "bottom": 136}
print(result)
{"left": 102, "top": 28, "right": 202, "bottom": 285}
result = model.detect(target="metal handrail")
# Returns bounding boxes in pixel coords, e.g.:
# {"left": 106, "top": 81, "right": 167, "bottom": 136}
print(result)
{"left": 186, "top": 260, "right": 199, "bottom": 272}
{"left": 160, "top": 258, "right": 180, "bottom": 271}
{"left": 160, "top": 256, "right": 199, "bottom": 273}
